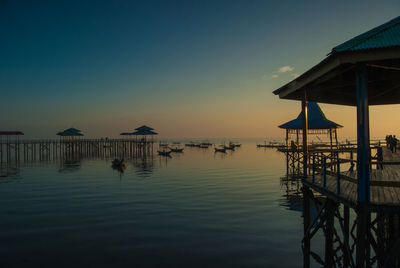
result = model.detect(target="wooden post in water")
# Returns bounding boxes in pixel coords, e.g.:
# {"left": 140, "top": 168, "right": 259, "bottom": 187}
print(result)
{"left": 325, "top": 199, "right": 335, "bottom": 267}
{"left": 302, "top": 90, "right": 310, "bottom": 268}
{"left": 343, "top": 205, "right": 350, "bottom": 268}
{"left": 303, "top": 186, "right": 310, "bottom": 268}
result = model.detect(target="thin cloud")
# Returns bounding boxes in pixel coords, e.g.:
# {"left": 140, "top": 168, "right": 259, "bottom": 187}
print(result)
{"left": 262, "top": 74, "right": 279, "bottom": 80}
{"left": 279, "top": 66, "right": 294, "bottom": 73}
{"left": 262, "top": 66, "right": 295, "bottom": 81}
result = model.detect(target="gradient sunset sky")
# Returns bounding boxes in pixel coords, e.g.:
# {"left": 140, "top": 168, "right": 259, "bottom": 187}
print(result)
{"left": 1, "top": 0, "right": 400, "bottom": 139}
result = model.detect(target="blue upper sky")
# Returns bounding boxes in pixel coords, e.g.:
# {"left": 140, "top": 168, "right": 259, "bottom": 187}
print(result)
{"left": 1, "top": 0, "right": 399, "bottom": 138}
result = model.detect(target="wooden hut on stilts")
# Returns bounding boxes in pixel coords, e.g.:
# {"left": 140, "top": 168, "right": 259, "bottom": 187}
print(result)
{"left": 273, "top": 16, "right": 400, "bottom": 267}
{"left": 279, "top": 102, "right": 342, "bottom": 148}
{"left": 120, "top": 125, "right": 157, "bottom": 156}
{"left": 279, "top": 102, "right": 342, "bottom": 176}
{"left": 57, "top": 128, "right": 84, "bottom": 157}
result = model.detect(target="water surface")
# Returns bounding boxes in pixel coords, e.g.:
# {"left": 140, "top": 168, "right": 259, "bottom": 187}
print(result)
{"left": 0, "top": 142, "right": 306, "bottom": 267}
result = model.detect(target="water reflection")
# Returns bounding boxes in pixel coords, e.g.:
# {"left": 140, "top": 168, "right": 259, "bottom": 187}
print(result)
{"left": 0, "top": 163, "right": 20, "bottom": 181}
{"left": 133, "top": 154, "right": 155, "bottom": 178}
{"left": 59, "top": 158, "right": 81, "bottom": 173}
{"left": 279, "top": 175, "right": 303, "bottom": 212}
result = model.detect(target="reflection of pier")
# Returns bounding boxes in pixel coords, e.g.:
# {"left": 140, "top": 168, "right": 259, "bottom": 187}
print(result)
{"left": 133, "top": 152, "right": 156, "bottom": 177}
{"left": 273, "top": 17, "right": 400, "bottom": 267}
{"left": 280, "top": 175, "right": 303, "bottom": 211}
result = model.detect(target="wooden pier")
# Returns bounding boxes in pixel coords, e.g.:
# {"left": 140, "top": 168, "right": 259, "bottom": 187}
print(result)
{"left": 272, "top": 16, "right": 400, "bottom": 268}
{"left": 0, "top": 138, "right": 154, "bottom": 163}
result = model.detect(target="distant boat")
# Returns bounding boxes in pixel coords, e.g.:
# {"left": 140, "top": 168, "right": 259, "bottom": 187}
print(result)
{"left": 229, "top": 142, "right": 241, "bottom": 148}
{"left": 185, "top": 142, "right": 196, "bottom": 147}
{"left": 199, "top": 144, "right": 209, "bottom": 149}
{"left": 224, "top": 144, "right": 235, "bottom": 150}
{"left": 257, "top": 141, "right": 285, "bottom": 148}
{"left": 201, "top": 141, "right": 213, "bottom": 146}
{"left": 112, "top": 158, "right": 126, "bottom": 168}
{"left": 158, "top": 150, "right": 172, "bottom": 156}
{"left": 169, "top": 147, "right": 184, "bottom": 153}
{"left": 214, "top": 147, "right": 226, "bottom": 153}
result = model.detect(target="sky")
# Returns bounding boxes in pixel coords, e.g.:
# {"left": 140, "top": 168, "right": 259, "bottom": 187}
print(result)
{"left": 1, "top": 0, "right": 400, "bottom": 139}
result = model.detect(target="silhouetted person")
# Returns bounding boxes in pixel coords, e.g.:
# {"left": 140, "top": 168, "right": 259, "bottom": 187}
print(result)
{"left": 393, "top": 135, "right": 398, "bottom": 153}
{"left": 376, "top": 146, "right": 383, "bottom": 169}
{"left": 291, "top": 140, "right": 297, "bottom": 150}
{"left": 388, "top": 135, "right": 394, "bottom": 153}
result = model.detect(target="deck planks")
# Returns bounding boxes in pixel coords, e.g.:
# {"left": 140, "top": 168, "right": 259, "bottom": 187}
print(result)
{"left": 305, "top": 147, "right": 400, "bottom": 209}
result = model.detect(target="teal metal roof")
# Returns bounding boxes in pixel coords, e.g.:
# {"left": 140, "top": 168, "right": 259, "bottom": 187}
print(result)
{"left": 57, "top": 127, "right": 84, "bottom": 136}
{"left": 135, "top": 125, "right": 154, "bottom": 131}
{"left": 279, "top": 102, "right": 342, "bottom": 130}
{"left": 333, "top": 16, "right": 400, "bottom": 52}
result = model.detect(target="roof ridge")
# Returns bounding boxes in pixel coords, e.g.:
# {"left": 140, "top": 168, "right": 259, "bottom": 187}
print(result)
{"left": 333, "top": 16, "right": 400, "bottom": 52}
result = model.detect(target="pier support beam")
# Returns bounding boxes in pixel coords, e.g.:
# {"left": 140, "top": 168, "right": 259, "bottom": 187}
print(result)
{"left": 301, "top": 91, "right": 308, "bottom": 178}
{"left": 356, "top": 63, "right": 370, "bottom": 203}
{"left": 325, "top": 199, "right": 335, "bottom": 267}
{"left": 355, "top": 63, "right": 371, "bottom": 267}
{"left": 303, "top": 186, "right": 310, "bottom": 268}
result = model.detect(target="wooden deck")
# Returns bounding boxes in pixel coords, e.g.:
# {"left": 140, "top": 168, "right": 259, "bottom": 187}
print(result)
{"left": 304, "top": 147, "right": 400, "bottom": 212}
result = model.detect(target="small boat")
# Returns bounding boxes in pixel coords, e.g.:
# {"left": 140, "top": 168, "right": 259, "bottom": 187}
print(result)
{"left": 169, "top": 147, "right": 184, "bottom": 153}
{"left": 201, "top": 141, "right": 213, "bottom": 146}
{"left": 228, "top": 142, "right": 241, "bottom": 148}
{"left": 112, "top": 158, "right": 126, "bottom": 167}
{"left": 224, "top": 144, "right": 235, "bottom": 150}
{"left": 159, "top": 143, "right": 169, "bottom": 147}
{"left": 158, "top": 150, "right": 172, "bottom": 156}
{"left": 199, "top": 144, "right": 209, "bottom": 149}
{"left": 214, "top": 147, "right": 226, "bottom": 153}
{"left": 185, "top": 143, "right": 196, "bottom": 147}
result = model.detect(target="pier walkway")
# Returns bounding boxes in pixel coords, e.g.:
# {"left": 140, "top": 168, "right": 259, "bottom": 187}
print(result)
{"left": 305, "top": 147, "right": 400, "bottom": 212}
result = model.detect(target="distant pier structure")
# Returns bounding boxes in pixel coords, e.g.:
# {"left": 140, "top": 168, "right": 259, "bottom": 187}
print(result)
{"left": 0, "top": 125, "right": 157, "bottom": 165}
{"left": 278, "top": 102, "right": 343, "bottom": 176}
{"left": 0, "top": 131, "right": 24, "bottom": 163}
{"left": 274, "top": 17, "right": 400, "bottom": 267}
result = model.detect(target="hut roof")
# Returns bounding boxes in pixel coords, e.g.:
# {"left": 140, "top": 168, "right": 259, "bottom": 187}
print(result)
{"left": 0, "top": 131, "right": 24, "bottom": 135}
{"left": 132, "top": 129, "right": 158, "bottom": 135}
{"left": 332, "top": 16, "right": 400, "bottom": 52}
{"left": 134, "top": 125, "right": 154, "bottom": 131}
{"left": 57, "top": 128, "right": 84, "bottom": 136}
{"left": 279, "top": 102, "right": 342, "bottom": 130}
{"left": 273, "top": 16, "right": 400, "bottom": 106}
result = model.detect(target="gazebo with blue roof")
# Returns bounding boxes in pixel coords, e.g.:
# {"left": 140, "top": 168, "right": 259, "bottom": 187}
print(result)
{"left": 273, "top": 16, "right": 400, "bottom": 267}
{"left": 279, "top": 102, "right": 342, "bottom": 147}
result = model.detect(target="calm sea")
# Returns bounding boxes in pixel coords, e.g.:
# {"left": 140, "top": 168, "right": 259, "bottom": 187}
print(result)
{"left": 0, "top": 140, "right": 317, "bottom": 267}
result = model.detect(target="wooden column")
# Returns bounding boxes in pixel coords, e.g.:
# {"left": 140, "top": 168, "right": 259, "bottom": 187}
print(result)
{"left": 356, "top": 63, "right": 370, "bottom": 202}
{"left": 356, "top": 63, "right": 370, "bottom": 268}
{"left": 302, "top": 91, "right": 308, "bottom": 178}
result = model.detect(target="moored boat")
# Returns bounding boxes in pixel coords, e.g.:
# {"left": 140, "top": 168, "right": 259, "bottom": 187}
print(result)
{"left": 169, "top": 147, "right": 184, "bottom": 153}
{"left": 158, "top": 150, "right": 172, "bottom": 156}
{"left": 112, "top": 158, "right": 126, "bottom": 168}
{"left": 214, "top": 147, "right": 226, "bottom": 153}
{"left": 224, "top": 144, "right": 235, "bottom": 150}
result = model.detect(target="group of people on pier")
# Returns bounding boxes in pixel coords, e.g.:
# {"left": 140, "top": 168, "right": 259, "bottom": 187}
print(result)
{"left": 385, "top": 135, "right": 398, "bottom": 153}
